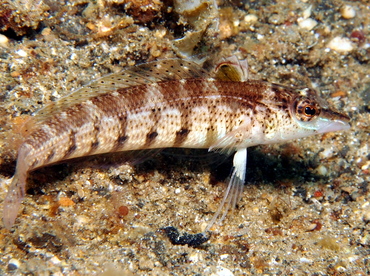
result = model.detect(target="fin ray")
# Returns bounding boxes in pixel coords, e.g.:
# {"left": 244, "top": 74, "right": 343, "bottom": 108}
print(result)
{"left": 204, "top": 148, "right": 247, "bottom": 232}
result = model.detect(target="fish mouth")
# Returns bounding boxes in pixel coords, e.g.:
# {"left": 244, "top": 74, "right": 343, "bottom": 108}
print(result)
{"left": 317, "top": 109, "right": 351, "bottom": 133}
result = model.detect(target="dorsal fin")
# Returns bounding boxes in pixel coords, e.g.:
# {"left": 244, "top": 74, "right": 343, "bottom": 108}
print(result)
{"left": 32, "top": 59, "right": 208, "bottom": 125}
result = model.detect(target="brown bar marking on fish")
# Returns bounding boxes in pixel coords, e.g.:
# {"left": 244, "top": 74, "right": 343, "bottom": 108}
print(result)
{"left": 145, "top": 131, "right": 159, "bottom": 146}
{"left": 167, "top": 80, "right": 225, "bottom": 147}
{"left": 174, "top": 128, "right": 190, "bottom": 147}
{"left": 62, "top": 129, "right": 78, "bottom": 160}
{"left": 88, "top": 115, "right": 101, "bottom": 155}
{"left": 45, "top": 150, "right": 56, "bottom": 164}
{"left": 141, "top": 84, "right": 165, "bottom": 148}
{"left": 111, "top": 113, "right": 129, "bottom": 152}
{"left": 30, "top": 158, "right": 39, "bottom": 170}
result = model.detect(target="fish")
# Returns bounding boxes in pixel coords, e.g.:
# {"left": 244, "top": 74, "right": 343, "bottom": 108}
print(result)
{"left": 2, "top": 56, "right": 350, "bottom": 230}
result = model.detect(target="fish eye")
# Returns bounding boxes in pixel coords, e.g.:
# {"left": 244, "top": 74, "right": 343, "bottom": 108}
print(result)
{"left": 295, "top": 98, "right": 321, "bottom": 122}
{"left": 304, "top": 105, "right": 317, "bottom": 116}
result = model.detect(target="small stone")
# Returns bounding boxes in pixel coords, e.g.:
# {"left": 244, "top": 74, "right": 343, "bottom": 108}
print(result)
{"left": 211, "top": 266, "right": 234, "bottom": 276}
{"left": 11, "top": 71, "right": 21, "bottom": 78}
{"left": 319, "top": 147, "right": 334, "bottom": 159}
{"left": 8, "top": 259, "right": 21, "bottom": 271}
{"left": 138, "top": 256, "right": 154, "bottom": 270}
{"left": 174, "top": 0, "right": 211, "bottom": 15}
{"left": 341, "top": 5, "right": 356, "bottom": 19}
{"left": 154, "top": 29, "right": 166, "bottom": 39}
{"left": 58, "top": 197, "right": 75, "bottom": 207}
{"left": 76, "top": 215, "right": 90, "bottom": 224}
{"left": 118, "top": 205, "right": 129, "bottom": 216}
{"left": 316, "top": 164, "right": 328, "bottom": 176}
{"left": 359, "top": 232, "right": 370, "bottom": 246}
{"left": 330, "top": 90, "right": 347, "bottom": 98}
{"left": 327, "top": 37, "right": 354, "bottom": 53}
{"left": 188, "top": 252, "right": 201, "bottom": 262}
{"left": 244, "top": 14, "right": 258, "bottom": 24}
{"left": 302, "top": 5, "right": 312, "bottom": 19}
{"left": 49, "top": 256, "right": 61, "bottom": 265}
{"left": 361, "top": 160, "right": 370, "bottom": 170}
{"left": 220, "top": 254, "right": 229, "bottom": 260}
{"left": 341, "top": 186, "right": 357, "bottom": 194}
{"left": 0, "top": 34, "right": 9, "bottom": 47}
{"left": 306, "top": 222, "right": 318, "bottom": 231}
{"left": 77, "top": 188, "right": 85, "bottom": 198}
{"left": 363, "top": 209, "right": 370, "bottom": 223}
{"left": 299, "top": 257, "right": 313, "bottom": 264}
{"left": 86, "top": 22, "right": 96, "bottom": 31}
{"left": 16, "top": 49, "right": 28, "bottom": 57}
{"left": 297, "top": 18, "right": 317, "bottom": 30}
{"left": 41, "top": 27, "right": 52, "bottom": 36}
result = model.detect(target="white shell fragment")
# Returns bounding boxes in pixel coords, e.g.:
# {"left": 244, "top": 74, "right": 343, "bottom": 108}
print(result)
{"left": 341, "top": 5, "right": 356, "bottom": 19}
{"left": 302, "top": 5, "right": 312, "bottom": 19}
{"left": 244, "top": 14, "right": 258, "bottom": 24}
{"left": 0, "top": 34, "right": 9, "bottom": 47}
{"left": 297, "top": 5, "right": 317, "bottom": 30}
{"left": 174, "top": 0, "right": 213, "bottom": 15}
{"left": 327, "top": 37, "right": 355, "bottom": 53}
{"left": 298, "top": 18, "right": 318, "bottom": 30}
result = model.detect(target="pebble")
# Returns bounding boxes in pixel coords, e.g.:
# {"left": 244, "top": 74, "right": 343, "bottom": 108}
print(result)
{"left": 302, "top": 5, "right": 312, "bottom": 19}
{"left": 297, "top": 5, "right": 317, "bottom": 31}
{"left": 174, "top": 0, "right": 211, "bottom": 15}
{"left": 306, "top": 222, "right": 319, "bottom": 232}
{"left": 297, "top": 18, "right": 317, "bottom": 31}
{"left": 340, "top": 5, "right": 356, "bottom": 19}
{"left": 363, "top": 208, "right": 370, "bottom": 223}
{"left": 359, "top": 231, "right": 370, "bottom": 245}
{"left": 0, "top": 34, "right": 9, "bottom": 47}
{"left": 16, "top": 49, "right": 28, "bottom": 57}
{"left": 299, "top": 257, "right": 313, "bottom": 264}
{"left": 341, "top": 186, "right": 357, "bottom": 194}
{"left": 58, "top": 197, "right": 75, "bottom": 206}
{"left": 138, "top": 256, "right": 154, "bottom": 270}
{"left": 41, "top": 27, "right": 52, "bottom": 36}
{"left": 211, "top": 266, "right": 234, "bottom": 276}
{"left": 244, "top": 14, "right": 258, "bottom": 24}
{"left": 319, "top": 147, "right": 334, "bottom": 159}
{"left": 316, "top": 164, "right": 328, "bottom": 176}
{"left": 330, "top": 90, "right": 347, "bottom": 98}
{"left": 311, "top": 198, "right": 323, "bottom": 211}
{"left": 327, "top": 37, "right": 354, "bottom": 53}
{"left": 8, "top": 259, "right": 21, "bottom": 271}
{"left": 49, "top": 256, "right": 61, "bottom": 265}
{"left": 361, "top": 160, "right": 370, "bottom": 170}
{"left": 11, "top": 71, "right": 21, "bottom": 78}
{"left": 188, "top": 252, "right": 202, "bottom": 262}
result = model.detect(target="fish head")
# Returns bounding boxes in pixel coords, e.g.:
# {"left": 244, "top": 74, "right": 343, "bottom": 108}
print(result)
{"left": 285, "top": 87, "right": 350, "bottom": 139}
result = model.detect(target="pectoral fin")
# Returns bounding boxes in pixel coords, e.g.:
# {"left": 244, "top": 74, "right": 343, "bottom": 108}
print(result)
{"left": 204, "top": 148, "right": 247, "bottom": 232}
{"left": 209, "top": 117, "right": 252, "bottom": 154}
